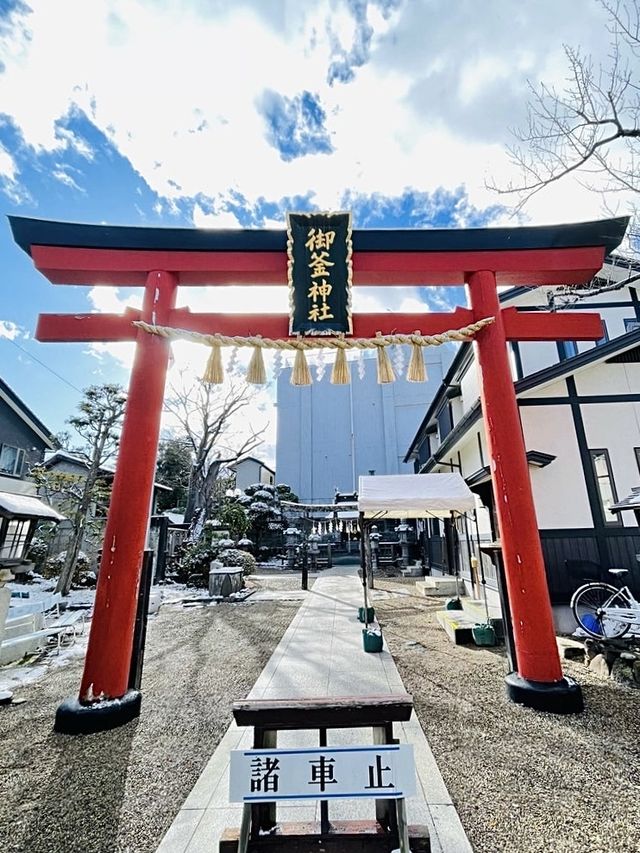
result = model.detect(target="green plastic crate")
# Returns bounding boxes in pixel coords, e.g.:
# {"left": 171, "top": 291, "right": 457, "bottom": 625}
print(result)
{"left": 358, "top": 606, "right": 375, "bottom": 623}
{"left": 472, "top": 623, "right": 496, "bottom": 646}
{"left": 362, "top": 629, "right": 384, "bottom": 653}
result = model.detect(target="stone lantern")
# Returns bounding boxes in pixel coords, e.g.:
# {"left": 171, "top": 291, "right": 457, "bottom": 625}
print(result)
{"left": 395, "top": 519, "right": 411, "bottom": 568}
{"left": 369, "top": 525, "right": 382, "bottom": 573}
{"left": 308, "top": 532, "right": 321, "bottom": 572}
{"left": 284, "top": 527, "right": 301, "bottom": 569}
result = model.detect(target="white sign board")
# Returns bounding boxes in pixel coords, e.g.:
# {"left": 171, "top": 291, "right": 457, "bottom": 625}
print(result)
{"left": 230, "top": 744, "right": 415, "bottom": 803}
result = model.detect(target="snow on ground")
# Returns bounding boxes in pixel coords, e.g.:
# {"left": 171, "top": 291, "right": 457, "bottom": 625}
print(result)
{"left": 159, "top": 582, "right": 212, "bottom": 606}
{"left": 1, "top": 574, "right": 302, "bottom": 695}
{"left": 7, "top": 576, "right": 96, "bottom": 612}
{"left": 0, "top": 633, "right": 89, "bottom": 694}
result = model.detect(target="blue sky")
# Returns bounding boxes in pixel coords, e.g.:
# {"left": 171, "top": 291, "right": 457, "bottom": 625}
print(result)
{"left": 0, "top": 0, "right": 632, "bottom": 459}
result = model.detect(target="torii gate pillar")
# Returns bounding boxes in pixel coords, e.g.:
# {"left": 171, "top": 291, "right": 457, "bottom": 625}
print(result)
{"left": 56, "top": 270, "right": 177, "bottom": 733}
{"left": 468, "top": 271, "right": 581, "bottom": 711}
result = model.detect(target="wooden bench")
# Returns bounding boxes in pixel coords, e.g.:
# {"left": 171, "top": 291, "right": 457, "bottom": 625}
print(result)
{"left": 46, "top": 611, "right": 85, "bottom": 649}
{"left": 221, "top": 694, "right": 429, "bottom": 853}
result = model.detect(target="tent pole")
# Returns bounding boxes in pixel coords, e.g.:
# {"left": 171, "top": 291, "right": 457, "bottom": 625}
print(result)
{"left": 462, "top": 512, "right": 475, "bottom": 594}
{"left": 359, "top": 513, "right": 370, "bottom": 626}
{"left": 450, "top": 510, "right": 461, "bottom": 600}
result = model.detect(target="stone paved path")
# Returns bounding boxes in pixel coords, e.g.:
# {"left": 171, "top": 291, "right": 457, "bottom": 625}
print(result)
{"left": 156, "top": 567, "right": 472, "bottom": 852}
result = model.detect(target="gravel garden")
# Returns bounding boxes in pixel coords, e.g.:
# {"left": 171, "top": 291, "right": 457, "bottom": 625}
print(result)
{"left": 0, "top": 591, "right": 301, "bottom": 853}
{"left": 373, "top": 579, "right": 640, "bottom": 853}
{"left": 3, "top": 569, "right": 639, "bottom": 853}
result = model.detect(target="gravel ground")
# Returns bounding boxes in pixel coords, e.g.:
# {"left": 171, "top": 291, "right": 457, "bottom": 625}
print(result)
{"left": 0, "top": 599, "right": 300, "bottom": 853}
{"left": 374, "top": 582, "right": 640, "bottom": 853}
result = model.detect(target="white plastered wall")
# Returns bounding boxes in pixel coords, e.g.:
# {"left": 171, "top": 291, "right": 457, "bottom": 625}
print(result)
{"left": 574, "top": 362, "right": 639, "bottom": 396}
{"left": 519, "top": 379, "right": 568, "bottom": 399}
{"left": 520, "top": 404, "right": 593, "bottom": 529}
{"left": 459, "top": 362, "right": 479, "bottom": 416}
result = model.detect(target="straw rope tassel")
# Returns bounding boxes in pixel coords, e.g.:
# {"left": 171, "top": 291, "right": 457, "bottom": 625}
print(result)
{"left": 202, "top": 344, "right": 224, "bottom": 384}
{"left": 331, "top": 340, "right": 350, "bottom": 384}
{"left": 407, "top": 336, "right": 428, "bottom": 382}
{"left": 246, "top": 343, "right": 267, "bottom": 384}
{"left": 376, "top": 335, "right": 395, "bottom": 383}
{"left": 291, "top": 347, "right": 312, "bottom": 386}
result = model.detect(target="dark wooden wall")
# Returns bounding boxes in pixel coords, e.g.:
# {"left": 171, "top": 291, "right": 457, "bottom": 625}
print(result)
{"left": 540, "top": 529, "right": 640, "bottom": 603}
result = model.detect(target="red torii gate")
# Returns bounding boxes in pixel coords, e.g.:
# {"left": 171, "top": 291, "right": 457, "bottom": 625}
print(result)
{"left": 9, "top": 215, "right": 628, "bottom": 732}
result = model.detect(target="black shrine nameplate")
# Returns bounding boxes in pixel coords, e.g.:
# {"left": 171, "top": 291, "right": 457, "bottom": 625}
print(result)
{"left": 287, "top": 211, "right": 353, "bottom": 336}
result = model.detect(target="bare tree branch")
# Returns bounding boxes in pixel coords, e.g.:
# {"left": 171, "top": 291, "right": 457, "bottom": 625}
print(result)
{"left": 487, "top": 1, "right": 640, "bottom": 217}
{"left": 164, "top": 375, "right": 267, "bottom": 522}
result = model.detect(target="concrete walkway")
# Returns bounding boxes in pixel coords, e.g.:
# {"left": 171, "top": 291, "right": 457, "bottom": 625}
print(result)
{"left": 156, "top": 568, "right": 472, "bottom": 852}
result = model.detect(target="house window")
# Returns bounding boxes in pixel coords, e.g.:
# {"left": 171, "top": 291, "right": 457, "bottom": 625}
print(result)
{"left": 436, "top": 403, "right": 453, "bottom": 442}
{"left": 595, "top": 321, "right": 609, "bottom": 347}
{"left": 0, "top": 518, "right": 31, "bottom": 560}
{"left": 557, "top": 340, "right": 578, "bottom": 360}
{"left": 589, "top": 449, "right": 621, "bottom": 526}
{"left": 509, "top": 342, "right": 524, "bottom": 380}
{"left": 0, "top": 444, "right": 25, "bottom": 477}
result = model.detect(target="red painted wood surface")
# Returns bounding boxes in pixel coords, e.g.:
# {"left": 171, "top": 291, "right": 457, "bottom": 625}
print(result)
{"left": 79, "top": 270, "right": 177, "bottom": 702}
{"left": 36, "top": 308, "right": 142, "bottom": 341}
{"left": 31, "top": 244, "right": 605, "bottom": 287}
{"left": 468, "top": 270, "right": 563, "bottom": 683}
{"left": 36, "top": 307, "right": 478, "bottom": 342}
{"left": 36, "top": 306, "right": 603, "bottom": 343}
{"left": 501, "top": 307, "right": 604, "bottom": 341}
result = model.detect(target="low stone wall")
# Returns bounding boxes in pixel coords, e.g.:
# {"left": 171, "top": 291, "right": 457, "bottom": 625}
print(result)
{"left": 208, "top": 562, "right": 244, "bottom": 598}
{"left": 558, "top": 636, "right": 640, "bottom": 687}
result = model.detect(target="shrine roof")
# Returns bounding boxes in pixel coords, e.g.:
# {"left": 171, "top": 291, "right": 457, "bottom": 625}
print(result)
{"left": 8, "top": 215, "right": 629, "bottom": 257}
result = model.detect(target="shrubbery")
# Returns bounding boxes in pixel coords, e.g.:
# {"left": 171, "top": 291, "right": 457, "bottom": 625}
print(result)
{"left": 174, "top": 540, "right": 219, "bottom": 584}
{"left": 218, "top": 548, "right": 256, "bottom": 575}
{"left": 26, "top": 537, "right": 49, "bottom": 572}
{"left": 43, "top": 550, "right": 91, "bottom": 580}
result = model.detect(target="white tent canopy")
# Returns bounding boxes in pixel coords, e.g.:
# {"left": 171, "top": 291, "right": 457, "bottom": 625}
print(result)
{"left": 358, "top": 474, "right": 476, "bottom": 519}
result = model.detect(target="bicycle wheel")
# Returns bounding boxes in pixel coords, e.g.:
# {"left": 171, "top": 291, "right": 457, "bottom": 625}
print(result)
{"left": 570, "top": 582, "right": 630, "bottom": 639}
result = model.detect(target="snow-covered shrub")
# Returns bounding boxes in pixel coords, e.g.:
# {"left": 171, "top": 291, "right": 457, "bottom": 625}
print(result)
{"left": 74, "top": 570, "right": 97, "bottom": 589}
{"left": 175, "top": 540, "right": 220, "bottom": 585}
{"left": 43, "top": 550, "right": 90, "bottom": 580}
{"left": 26, "top": 537, "right": 49, "bottom": 571}
{"left": 249, "top": 482, "right": 275, "bottom": 494}
{"left": 219, "top": 548, "right": 257, "bottom": 575}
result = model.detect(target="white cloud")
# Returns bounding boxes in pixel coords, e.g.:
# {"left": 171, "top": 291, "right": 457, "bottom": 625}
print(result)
{"left": 0, "top": 143, "right": 29, "bottom": 203}
{"left": 0, "top": 0, "right": 633, "bottom": 228}
{"left": 88, "top": 286, "right": 142, "bottom": 315}
{"left": 51, "top": 168, "right": 84, "bottom": 192}
{"left": 0, "top": 319, "right": 23, "bottom": 340}
{"left": 0, "top": 143, "right": 18, "bottom": 181}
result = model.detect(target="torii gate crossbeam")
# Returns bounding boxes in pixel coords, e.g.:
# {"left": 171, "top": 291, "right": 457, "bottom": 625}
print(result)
{"left": 8, "top": 215, "right": 628, "bottom": 733}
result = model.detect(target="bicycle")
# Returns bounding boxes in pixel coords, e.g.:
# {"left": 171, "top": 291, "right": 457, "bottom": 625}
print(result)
{"left": 570, "top": 568, "right": 640, "bottom": 639}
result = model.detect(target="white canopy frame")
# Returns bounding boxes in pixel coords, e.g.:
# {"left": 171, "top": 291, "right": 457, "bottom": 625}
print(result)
{"left": 358, "top": 473, "right": 476, "bottom": 519}
{"left": 356, "top": 474, "right": 477, "bottom": 627}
